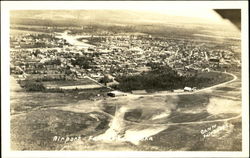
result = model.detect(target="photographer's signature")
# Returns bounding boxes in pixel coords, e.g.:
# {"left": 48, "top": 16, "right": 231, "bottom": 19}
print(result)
{"left": 200, "top": 123, "right": 231, "bottom": 138}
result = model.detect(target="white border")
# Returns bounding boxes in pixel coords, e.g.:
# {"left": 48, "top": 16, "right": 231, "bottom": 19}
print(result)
{"left": 1, "top": 1, "right": 249, "bottom": 158}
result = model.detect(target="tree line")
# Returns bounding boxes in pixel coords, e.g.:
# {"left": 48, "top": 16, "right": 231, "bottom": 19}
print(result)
{"left": 113, "top": 64, "right": 232, "bottom": 92}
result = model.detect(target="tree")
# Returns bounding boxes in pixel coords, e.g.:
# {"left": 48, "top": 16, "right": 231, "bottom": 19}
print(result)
{"left": 71, "top": 57, "right": 92, "bottom": 69}
{"left": 22, "top": 81, "right": 46, "bottom": 91}
{"left": 99, "top": 75, "right": 113, "bottom": 85}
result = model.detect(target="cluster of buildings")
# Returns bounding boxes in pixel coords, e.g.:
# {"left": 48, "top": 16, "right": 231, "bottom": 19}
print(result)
{"left": 10, "top": 33, "right": 70, "bottom": 49}
{"left": 78, "top": 35, "right": 241, "bottom": 77}
{"left": 10, "top": 31, "right": 241, "bottom": 83}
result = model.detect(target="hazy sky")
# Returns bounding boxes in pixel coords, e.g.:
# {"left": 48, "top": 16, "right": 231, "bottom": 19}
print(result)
{"left": 75, "top": 2, "right": 223, "bottom": 22}
{"left": 92, "top": 2, "right": 223, "bottom": 22}
{"left": 5, "top": 1, "right": 226, "bottom": 22}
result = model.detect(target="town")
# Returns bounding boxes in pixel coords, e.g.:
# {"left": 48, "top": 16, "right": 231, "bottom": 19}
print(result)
{"left": 8, "top": 9, "right": 243, "bottom": 152}
{"left": 10, "top": 29, "right": 241, "bottom": 93}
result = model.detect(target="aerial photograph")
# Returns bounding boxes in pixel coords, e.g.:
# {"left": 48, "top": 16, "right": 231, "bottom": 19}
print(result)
{"left": 9, "top": 8, "right": 242, "bottom": 151}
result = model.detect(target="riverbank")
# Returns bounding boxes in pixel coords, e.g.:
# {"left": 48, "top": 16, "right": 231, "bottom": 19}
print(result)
{"left": 55, "top": 32, "right": 94, "bottom": 49}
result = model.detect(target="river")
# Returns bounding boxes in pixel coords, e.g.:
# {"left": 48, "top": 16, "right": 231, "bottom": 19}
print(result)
{"left": 56, "top": 32, "right": 95, "bottom": 49}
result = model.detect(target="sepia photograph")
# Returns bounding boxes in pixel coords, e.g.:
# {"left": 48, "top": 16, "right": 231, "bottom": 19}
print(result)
{"left": 1, "top": 1, "right": 249, "bottom": 158}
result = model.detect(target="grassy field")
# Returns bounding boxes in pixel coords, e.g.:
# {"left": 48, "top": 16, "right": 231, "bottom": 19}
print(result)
{"left": 10, "top": 28, "right": 51, "bottom": 35}
{"left": 42, "top": 78, "right": 98, "bottom": 87}
{"left": 18, "top": 77, "right": 104, "bottom": 91}
{"left": 140, "top": 118, "right": 241, "bottom": 151}
{"left": 11, "top": 109, "right": 111, "bottom": 150}
{"left": 11, "top": 77, "right": 111, "bottom": 150}
{"left": 11, "top": 77, "right": 110, "bottom": 114}
{"left": 11, "top": 88, "right": 110, "bottom": 114}
{"left": 121, "top": 92, "right": 239, "bottom": 124}
{"left": 10, "top": 71, "right": 241, "bottom": 151}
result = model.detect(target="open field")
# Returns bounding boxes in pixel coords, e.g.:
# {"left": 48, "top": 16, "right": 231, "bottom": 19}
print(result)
{"left": 10, "top": 77, "right": 111, "bottom": 150}
{"left": 10, "top": 29, "right": 51, "bottom": 35}
{"left": 17, "top": 76, "right": 104, "bottom": 91}
{"left": 10, "top": 77, "right": 109, "bottom": 114}
{"left": 42, "top": 78, "right": 103, "bottom": 90}
{"left": 10, "top": 71, "right": 241, "bottom": 150}
{"left": 43, "top": 79, "right": 97, "bottom": 87}
{"left": 11, "top": 109, "right": 111, "bottom": 150}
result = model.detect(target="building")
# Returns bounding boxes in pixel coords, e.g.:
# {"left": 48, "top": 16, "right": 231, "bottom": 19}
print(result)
{"left": 131, "top": 90, "right": 147, "bottom": 94}
{"left": 107, "top": 90, "right": 127, "bottom": 97}
{"left": 184, "top": 87, "right": 196, "bottom": 92}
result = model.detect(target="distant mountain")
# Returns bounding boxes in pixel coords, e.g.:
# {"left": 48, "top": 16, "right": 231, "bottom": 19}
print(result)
{"left": 10, "top": 10, "right": 240, "bottom": 39}
{"left": 10, "top": 10, "right": 225, "bottom": 27}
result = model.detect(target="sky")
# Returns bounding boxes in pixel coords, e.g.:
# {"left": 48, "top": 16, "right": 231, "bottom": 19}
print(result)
{"left": 3, "top": 1, "right": 235, "bottom": 22}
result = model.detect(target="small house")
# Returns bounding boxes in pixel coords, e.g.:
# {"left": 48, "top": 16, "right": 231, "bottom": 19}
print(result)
{"left": 184, "top": 87, "right": 196, "bottom": 92}
{"left": 107, "top": 90, "right": 127, "bottom": 97}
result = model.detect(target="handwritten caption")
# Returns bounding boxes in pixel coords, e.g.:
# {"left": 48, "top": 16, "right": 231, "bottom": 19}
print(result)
{"left": 52, "top": 135, "right": 153, "bottom": 143}
{"left": 53, "top": 136, "right": 82, "bottom": 143}
{"left": 200, "top": 123, "right": 231, "bottom": 138}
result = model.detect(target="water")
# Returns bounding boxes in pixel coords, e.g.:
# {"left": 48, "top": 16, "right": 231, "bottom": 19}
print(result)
{"left": 56, "top": 32, "right": 95, "bottom": 49}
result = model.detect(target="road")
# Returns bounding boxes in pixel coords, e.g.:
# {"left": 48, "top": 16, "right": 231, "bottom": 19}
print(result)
{"left": 50, "top": 32, "right": 241, "bottom": 132}
{"left": 120, "top": 71, "right": 238, "bottom": 98}
{"left": 106, "top": 71, "right": 241, "bottom": 127}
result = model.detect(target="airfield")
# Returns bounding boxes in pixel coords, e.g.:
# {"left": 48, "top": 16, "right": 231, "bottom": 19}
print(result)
{"left": 10, "top": 71, "right": 241, "bottom": 151}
